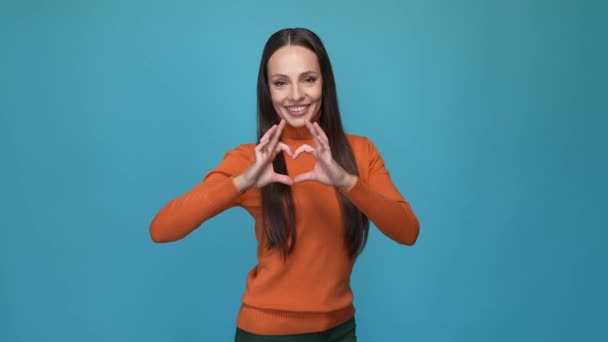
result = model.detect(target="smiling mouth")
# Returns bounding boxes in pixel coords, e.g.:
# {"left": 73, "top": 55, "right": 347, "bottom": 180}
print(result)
{"left": 285, "top": 105, "right": 310, "bottom": 116}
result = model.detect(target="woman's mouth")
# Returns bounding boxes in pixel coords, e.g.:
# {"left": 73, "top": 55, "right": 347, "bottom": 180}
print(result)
{"left": 285, "top": 105, "right": 310, "bottom": 117}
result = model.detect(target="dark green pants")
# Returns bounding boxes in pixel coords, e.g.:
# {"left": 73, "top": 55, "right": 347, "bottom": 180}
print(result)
{"left": 234, "top": 318, "right": 357, "bottom": 342}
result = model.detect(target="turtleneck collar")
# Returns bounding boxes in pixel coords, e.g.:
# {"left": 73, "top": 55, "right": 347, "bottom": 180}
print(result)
{"left": 280, "top": 113, "right": 321, "bottom": 141}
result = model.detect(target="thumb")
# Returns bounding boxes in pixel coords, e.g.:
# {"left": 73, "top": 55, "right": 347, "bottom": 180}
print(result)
{"left": 293, "top": 171, "right": 316, "bottom": 184}
{"left": 272, "top": 173, "right": 294, "bottom": 186}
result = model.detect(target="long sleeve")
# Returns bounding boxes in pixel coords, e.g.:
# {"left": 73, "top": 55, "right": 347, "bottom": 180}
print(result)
{"left": 341, "top": 138, "right": 420, "bottom": 245}
{"left": 149, "top": 145, "right": 254, "bottom": 242}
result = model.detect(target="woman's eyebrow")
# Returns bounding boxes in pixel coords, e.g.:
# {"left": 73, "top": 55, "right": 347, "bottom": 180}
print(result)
{"left": 270, "top": 71, "right": 319, "bottom": 78}
{"left": 300, "top": 71, "right": 319, "bottom": 77}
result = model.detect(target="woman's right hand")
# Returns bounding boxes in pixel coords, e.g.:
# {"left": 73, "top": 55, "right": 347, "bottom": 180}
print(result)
{"left": 233, "top": 119, "right": 293, "bottom": 192}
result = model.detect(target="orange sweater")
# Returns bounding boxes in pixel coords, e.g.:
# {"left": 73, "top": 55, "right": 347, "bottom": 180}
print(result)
{"left": 150, "top": 123, "right": 420, "bottom": 335}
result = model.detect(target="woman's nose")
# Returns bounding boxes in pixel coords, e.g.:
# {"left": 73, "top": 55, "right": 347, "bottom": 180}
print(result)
{"left": 289, "top": 85, "right": 304, "bottom": 101}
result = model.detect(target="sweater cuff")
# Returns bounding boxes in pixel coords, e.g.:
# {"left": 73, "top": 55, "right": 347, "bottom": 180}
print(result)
{"left": 338, "top": 176, "right": 382, "bottom": 211}
{"left": 207, "top": 176, "right": 243, "bottom": 207}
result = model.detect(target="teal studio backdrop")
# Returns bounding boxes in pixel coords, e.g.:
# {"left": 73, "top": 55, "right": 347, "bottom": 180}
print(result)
{"left": 1, "top": 0, "right": 606, "bottom": 341}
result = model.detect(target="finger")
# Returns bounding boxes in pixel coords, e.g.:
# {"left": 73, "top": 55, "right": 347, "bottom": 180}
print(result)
{"left": 304, "top": 120, "right": 323, "bottom": 149}
{"left": 311, "top": 123, "right": 329, "bottom": 151}
{"left": 260, "top": 124, "right": 278, "bottom": 143}
{"left": 268, "top": 120, "right": 286, "bottom": 149}
{"left": 277, "top": 142, "right": 293, "bottom": 157}
{"left": 255, "top": 141, "right": 271, "bottom": 160}
{"left": 255, "top": 137, "right": 271, "bottom": 153}
{"left": 271, "top": 142, "right": 293, "bottom": 159}
{"left": 256, "top": 125, "right": 277, "bottom": 152}
{"left": 293, "top": 171, "right": 316, "bottom": 183}
{"left": 305, "top": 120, "right": 319, "bottom": 137}
{"left": 292, "top": 144, "right": 316, "bottom": 159}
{"left": 272, "top": 173, "right": 294, "bottom": 186}
{"left": 305, "top": 120, "right": 317, "bottom": 138}
{"left": 313, "top": 122, "right": 330, "bottom": 146}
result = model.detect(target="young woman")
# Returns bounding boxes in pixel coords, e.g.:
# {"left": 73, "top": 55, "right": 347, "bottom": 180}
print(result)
{"left": 150, "top": 27, "right": 420, "bottom": 341}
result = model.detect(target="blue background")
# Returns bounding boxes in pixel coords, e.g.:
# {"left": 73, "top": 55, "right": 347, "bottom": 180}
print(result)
{"left": 1, "top": 0, "right": 606, "bottom": 341}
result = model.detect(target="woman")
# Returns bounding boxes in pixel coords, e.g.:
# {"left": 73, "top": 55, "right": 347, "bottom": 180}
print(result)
{"left": 150, "top": 27, "right": 420, "bottom": 341}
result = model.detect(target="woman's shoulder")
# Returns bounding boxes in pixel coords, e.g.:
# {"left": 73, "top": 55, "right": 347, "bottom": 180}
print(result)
{"left": 345, "top": 134, "right": 376, "bottom": 153}
{"left": 222, "top": 143, "right": 256, "bottom": 160}
{"left": 199, "top": 143, "right": 256, "bottom": 180}
{"left": 211, "top": 143, "right": 256, "bottom": 175}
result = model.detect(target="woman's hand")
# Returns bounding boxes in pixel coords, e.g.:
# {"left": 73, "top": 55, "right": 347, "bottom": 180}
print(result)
{"left": 292, "top": 120, "right": 357, "bottom": 191}
{"left": 234, "top": 120, "right": 293, "bottom": 191}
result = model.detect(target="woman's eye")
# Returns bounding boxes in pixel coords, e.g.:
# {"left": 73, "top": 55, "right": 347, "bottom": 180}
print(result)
{"left": 273, "top": 81, "right": 287, "bottom": 87}
{"left": 303, "top": 77, "right": 316, "bottom": 83}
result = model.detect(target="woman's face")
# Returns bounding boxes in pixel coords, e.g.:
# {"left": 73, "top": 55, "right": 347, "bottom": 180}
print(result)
{"left": 267, "top": 45, "right": 322, "bottom": 128}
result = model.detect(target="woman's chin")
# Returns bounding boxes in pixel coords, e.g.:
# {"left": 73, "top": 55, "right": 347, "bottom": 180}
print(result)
{"left": 280, "top": 113, "right": 310, "bottom": 127}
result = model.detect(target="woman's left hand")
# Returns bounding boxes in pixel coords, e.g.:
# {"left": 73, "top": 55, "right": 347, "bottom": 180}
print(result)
{"left": 292, "top": 120, "right": 357, "bottom": 191}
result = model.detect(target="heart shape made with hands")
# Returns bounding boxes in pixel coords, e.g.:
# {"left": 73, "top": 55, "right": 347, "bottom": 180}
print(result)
{"left": 279, "top": 143, "right": 318, "bottom": 184}
{"left": 269, "top": 121, "right": 352, "bottom": 188}
{"left": 246, "top": 118, "right": 355, "bottom": 191}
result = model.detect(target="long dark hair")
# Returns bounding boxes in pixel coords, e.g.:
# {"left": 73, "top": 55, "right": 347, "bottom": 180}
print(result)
{"left": 257, "top": 28, "right": 369, "bottom": 258}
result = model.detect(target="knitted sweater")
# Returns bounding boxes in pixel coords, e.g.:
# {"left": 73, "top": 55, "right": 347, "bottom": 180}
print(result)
{"left": 149, "top": 122, "right": 420, "bottom": 335}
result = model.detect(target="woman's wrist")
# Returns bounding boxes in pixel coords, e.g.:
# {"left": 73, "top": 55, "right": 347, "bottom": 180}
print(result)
{"left": 233, "top": 173, "right": 252, "bottom": 192}
{"left": 337, "top": 174, "right": 357, "bottom": 192}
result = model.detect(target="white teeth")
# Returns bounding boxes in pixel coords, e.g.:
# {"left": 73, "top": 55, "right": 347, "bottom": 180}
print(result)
{"left": 287, "top": 105, "right": 307, "bottom": 112}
